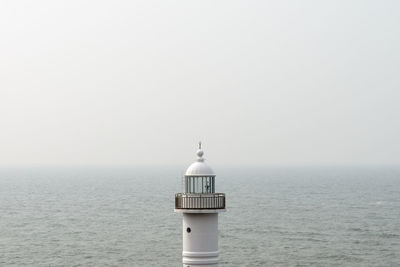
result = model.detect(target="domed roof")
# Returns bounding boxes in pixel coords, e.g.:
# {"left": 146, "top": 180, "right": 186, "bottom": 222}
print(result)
{"left": 185, "top": 147, "right": 215, "bottom": 176}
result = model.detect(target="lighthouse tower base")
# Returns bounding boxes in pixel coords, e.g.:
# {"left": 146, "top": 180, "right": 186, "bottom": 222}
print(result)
{"left": 182, "top": 213, "right": 219, "bottom": 267}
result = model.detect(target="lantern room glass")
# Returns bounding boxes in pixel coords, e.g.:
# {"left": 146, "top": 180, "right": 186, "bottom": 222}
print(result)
{"left": 185, "top": 176, "right": 215, "bottom": 194}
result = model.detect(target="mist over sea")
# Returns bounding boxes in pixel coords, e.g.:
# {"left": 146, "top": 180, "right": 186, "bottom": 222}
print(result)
{"left": 0, "top": 166, "right": 399, "bottom": 266}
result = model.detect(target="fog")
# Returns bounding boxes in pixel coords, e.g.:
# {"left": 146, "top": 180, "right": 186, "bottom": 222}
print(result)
{"left": 1, "top": 1, "right": 399, "bottom": 166}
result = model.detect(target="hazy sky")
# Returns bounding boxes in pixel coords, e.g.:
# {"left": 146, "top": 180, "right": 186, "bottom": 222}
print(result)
{"left": 1, "top": 1, "right": 399, "bottom": 167}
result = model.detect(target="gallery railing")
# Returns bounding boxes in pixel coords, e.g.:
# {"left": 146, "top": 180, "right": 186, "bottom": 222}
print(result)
{"left": 175, "top": 193, "right": 225, "bottom": 209}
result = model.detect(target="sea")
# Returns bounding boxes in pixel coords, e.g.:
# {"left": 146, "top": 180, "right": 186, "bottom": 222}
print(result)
{"left": 0, "top": 166, "right": 399, "bottom": 266}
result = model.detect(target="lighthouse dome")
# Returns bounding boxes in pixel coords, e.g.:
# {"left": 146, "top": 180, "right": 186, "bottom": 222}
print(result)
{"left": 185, "top": 148, "right": 215, "bottom": 176}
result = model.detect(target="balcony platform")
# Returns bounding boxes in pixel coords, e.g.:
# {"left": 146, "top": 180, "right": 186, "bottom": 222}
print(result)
{"left": 175, "top": 193, "right": 226, "bottom": 213}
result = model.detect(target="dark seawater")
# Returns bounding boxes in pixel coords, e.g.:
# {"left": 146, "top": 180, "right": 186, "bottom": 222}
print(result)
{"left": 0, "top": 166, "right": 399, "bottom": 266}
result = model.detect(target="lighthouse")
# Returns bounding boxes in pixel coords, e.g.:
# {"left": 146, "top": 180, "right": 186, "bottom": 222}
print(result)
{"left": 174, "top": 143, "right": 226, "bottom": 267}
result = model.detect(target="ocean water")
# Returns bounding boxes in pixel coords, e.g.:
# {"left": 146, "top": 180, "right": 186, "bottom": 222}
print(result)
{"left": 0, "top": 166, "right": 399, "bottom": 266}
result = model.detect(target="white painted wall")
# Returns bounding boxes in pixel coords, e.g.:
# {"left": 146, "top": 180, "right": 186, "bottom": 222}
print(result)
{"left": 182, "top": 213, "right": 219, "bottom": 267}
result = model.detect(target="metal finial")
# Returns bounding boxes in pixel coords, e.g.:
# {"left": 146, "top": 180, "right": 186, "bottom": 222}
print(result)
{"left": 198, "top": 141, "right": 202, "bottom": 149}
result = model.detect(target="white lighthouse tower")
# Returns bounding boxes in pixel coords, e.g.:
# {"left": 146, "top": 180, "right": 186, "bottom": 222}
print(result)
{"left": 174, "top": 143, "right": 226, "bottom": 267}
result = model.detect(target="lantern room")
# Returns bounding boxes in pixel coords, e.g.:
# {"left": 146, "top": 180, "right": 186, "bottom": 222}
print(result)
{"left": 184, "top": 147, "right": 215, "bottom": 194}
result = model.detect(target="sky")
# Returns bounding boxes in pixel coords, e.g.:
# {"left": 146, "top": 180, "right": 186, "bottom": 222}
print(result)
{"left": 0, "top": 1, "right": 399, "bottom": 167}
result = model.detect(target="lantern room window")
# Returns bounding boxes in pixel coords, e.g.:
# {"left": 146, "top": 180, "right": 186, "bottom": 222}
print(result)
{"left": 185, "top": 176, "right": 215, "bottom": 194}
